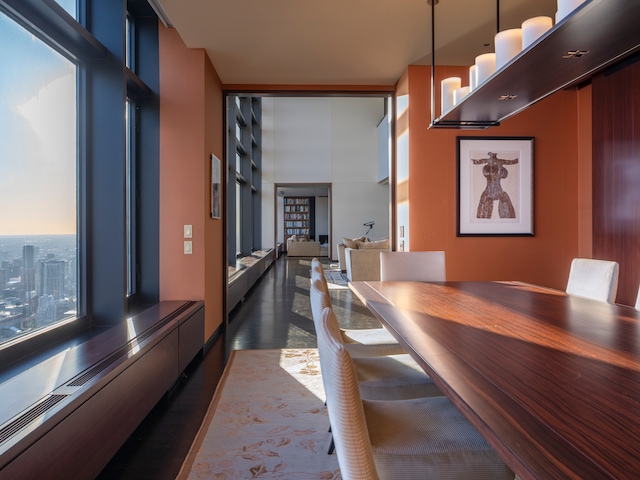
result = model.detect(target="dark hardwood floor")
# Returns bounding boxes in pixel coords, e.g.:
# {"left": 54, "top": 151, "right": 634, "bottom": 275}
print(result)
{"left": 96, "top": 255, "right": 377, "bottom": 479}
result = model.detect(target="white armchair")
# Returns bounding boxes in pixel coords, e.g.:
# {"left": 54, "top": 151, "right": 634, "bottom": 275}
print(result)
{"left": 345, "top": 248, "right": 385, "bottom": 281}
{"left": 342, "top": 238, "right": 390, "bottom": 281}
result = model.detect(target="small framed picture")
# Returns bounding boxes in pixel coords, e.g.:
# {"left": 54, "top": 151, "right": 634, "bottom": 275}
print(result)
{"left": 211, "top": 154, "right": 221, "bottom": 219}
{"left": 457, "top": 136, "right": 534, "bottom": 236}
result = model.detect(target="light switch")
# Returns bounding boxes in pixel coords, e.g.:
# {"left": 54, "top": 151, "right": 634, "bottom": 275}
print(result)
{"left": 184, "top": 225, "right": 192, "bottom": 238}
{"left": 184, "top": 241, "right": 192, "bottom": 254}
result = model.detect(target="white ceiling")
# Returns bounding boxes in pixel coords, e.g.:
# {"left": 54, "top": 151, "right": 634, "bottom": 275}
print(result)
{"left": 156, "top": 0, "right": 557, "bottom": 86}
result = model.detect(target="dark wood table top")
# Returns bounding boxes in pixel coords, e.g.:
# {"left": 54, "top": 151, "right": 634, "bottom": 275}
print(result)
{"left": 349, "top": 280, "right": 640, "bottom": 480}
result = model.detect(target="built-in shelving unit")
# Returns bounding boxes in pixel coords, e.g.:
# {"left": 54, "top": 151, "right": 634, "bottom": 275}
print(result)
{"left": 430, "top": 0, "right": 640, "bottom": 129}
{"left": 284, "top": 197, "right": 314, "bottom": 247}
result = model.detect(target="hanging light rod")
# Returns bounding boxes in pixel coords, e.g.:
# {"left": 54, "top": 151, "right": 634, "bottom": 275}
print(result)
{"left": 429, "top": 0, "right": 504, "bottom": 129}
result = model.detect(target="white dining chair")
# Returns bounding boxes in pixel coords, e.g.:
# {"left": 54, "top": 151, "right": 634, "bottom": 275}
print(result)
{"left": 310, "top": 279, "right": 441, "bottom": 400}
{"left": 379, "top": 251, "right": 446, "bottom": 282}
{"left": 635, "top": 285, "right": 640, "bottom": 310}
{"left": 310, "top": 263, "right": 405, "bottom": 357}
{"left": 310, "top": 278, "right": 443, "bottom": 455}
{"left": 566, "top": 258, "right": 619, "bottom": 303}
{"left": 316, "top": 306, "right": 514, "bottom": 480}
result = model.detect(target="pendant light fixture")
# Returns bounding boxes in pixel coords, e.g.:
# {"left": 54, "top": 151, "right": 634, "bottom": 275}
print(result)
{"left": 429, "top": 0, "right": 637, "bottom": 129}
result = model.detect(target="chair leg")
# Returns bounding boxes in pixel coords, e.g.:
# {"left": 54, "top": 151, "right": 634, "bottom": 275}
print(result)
{"left": 326, "top": 402, "right": 335, "bottom": 454}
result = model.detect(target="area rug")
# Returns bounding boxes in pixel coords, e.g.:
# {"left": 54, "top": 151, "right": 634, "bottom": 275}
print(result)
{"left": 322, "top": 270, "right": 349, "bottom": 290}
{"left": 177, "top": 349, "right": 341, "bottom": 480}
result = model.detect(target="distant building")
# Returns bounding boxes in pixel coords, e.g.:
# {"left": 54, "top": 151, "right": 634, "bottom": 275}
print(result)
{"left": 22, "top": 246, "right": 36, "bottom": 298}
{"left": 37, "top": 260, "right": 66, "bottom": 299}
{"left": 22, "top": 245, "right": 35, "bottom": 270}
{"left": 36, "top": 295, "right": 57, "bottom": 325}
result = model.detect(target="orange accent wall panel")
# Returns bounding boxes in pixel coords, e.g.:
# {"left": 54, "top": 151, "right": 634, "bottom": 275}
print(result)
{"left": 204, "top": 53, "right": 225, "bottom": 340}
{"left": 159, "top": 26, "right": 224, "bottom": 340}
{"left": 404, "top": 65, "right": 584, "bottom": 291}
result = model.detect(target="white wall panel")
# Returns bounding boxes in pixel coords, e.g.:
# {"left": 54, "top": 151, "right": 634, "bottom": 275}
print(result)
{"left": 262, "top": 97, "right": 390, "bottom": 258}
{"left": 331, "top": 97, "right": 384, "bottom": 182}
{"left": 377, "top": 113, "right": 390, "bottom": 183}
{"left": 261, "top": 97, "right": 275, "bottom": 185}
{"left": 261, "top": 182, "right": 275, "bottom": 248}
{"left": 315, "top": 196, "right": 329, "bottom": 241}
{"left": 332, "top": 182, "right": 390, "bottom": 259}
{"left": 274, "top": 97, "right": 332, "bottom": 183}
{"left": 261, "top": 98, "right": 276, "bottom": 248}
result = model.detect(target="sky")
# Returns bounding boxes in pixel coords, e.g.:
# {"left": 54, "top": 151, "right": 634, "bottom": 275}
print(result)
{"left": 0, "top": 3, "right": 77, "bottom": 236}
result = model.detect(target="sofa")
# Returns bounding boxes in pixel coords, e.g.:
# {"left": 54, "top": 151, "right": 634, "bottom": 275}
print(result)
{"left": 286, "top": 236, "right": 321, "bottom": 257}
{"left": 338, "top": 237, "right": 390, "bottom": 281}
{"left": 337, "top": 236, "right": 367, "bottom": 272}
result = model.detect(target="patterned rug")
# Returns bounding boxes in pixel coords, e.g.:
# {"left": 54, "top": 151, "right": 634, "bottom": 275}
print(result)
{"left": 322, "top": 270, "right": 349, "bottom": 290}
{"left": 177, "top": 349, "right": 341, "bottom": 479}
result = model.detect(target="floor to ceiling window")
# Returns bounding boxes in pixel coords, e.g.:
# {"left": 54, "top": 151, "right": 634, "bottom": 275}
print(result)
{"left": 0, "top": 0, "right": 159, "bottom": 357}
{"left": 226, "top": 95, "right": 262, "bottom": 267}
{"left": 0, "top": 8, "right": 78, "bottom": 343}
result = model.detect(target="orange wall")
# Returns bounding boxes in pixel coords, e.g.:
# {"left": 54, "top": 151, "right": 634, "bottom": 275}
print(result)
{"left": 404, "top": 65, "right": 590, "bottom": 290}
{"left": 157, "top": 28, "right": 594, "bottom": 338}
{"left": 204, "top": 47, "right": 226, "bottom": 341}
{"left": 159, "top": 26, "right": 225, "bottom": 341}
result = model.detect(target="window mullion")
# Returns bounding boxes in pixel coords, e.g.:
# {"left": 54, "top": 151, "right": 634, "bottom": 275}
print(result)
{"left": 0, "top": 0, "right": 108, "bottom": 63}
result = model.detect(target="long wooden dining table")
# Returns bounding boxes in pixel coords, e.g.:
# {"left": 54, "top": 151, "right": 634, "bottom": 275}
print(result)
{"left": 349, "top": 280, "right": 640, "bottom": 480}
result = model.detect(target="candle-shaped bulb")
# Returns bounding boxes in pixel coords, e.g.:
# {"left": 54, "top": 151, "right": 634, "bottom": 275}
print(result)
{"left": 441, "top": 77, "right": 461, "bottom": 115}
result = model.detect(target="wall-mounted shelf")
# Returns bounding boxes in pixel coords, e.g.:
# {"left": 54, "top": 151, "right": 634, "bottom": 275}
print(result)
{"left": 430, "top": 0, "right": 640, "bottom": 129}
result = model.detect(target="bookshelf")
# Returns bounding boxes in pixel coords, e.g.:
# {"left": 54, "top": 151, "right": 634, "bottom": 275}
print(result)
{"left": 284, "top": 197, "right": 314, "bottom": 248}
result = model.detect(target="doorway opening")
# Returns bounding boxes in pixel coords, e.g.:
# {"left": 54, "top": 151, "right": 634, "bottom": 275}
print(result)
{"left": 276, "top": 183, "right": 331, "bottom": 258}
{"left": 225, "top": 94, "right": 393, "bottom": 317}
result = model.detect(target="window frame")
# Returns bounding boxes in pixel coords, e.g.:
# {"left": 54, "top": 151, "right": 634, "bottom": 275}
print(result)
{"left": 0, "top": 0, "right": 160, "bottom": 365}
{"left": 226, "top": 94, "right": 262, "bottom": 265}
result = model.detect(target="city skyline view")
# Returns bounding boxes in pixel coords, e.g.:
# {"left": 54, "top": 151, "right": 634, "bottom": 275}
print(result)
{"left": 0, "top": 234, "right": 77, "bottom": 342}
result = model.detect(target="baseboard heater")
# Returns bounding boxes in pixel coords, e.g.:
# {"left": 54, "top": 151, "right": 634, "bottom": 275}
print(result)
{"left": 0, "top": 300, "right": 204, "bottom": 480}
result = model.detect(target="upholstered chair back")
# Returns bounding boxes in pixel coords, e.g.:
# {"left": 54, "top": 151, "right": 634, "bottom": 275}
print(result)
{"left": 379, "top": 251, "right": 446, "bottom": 282}
{"left": 310, "top": 278, "right": 333, "bottom": 329}
{"left": 316, "top": 307, "right": 379, "bottom": 480}
{"left": 310, "top": 263, "right": 330, "bottom": 300}
{"left": 566, "top": 258, "right": 619, "bottom": 303}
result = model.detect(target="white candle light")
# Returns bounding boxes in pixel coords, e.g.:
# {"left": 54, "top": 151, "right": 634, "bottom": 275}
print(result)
{"left": 556, "top": 0, "right": 586, "bottom": 22}
{"left": 495, "top": 28, "right": 522, "bottom": 70}
{"left": 453, "top": 86, "right": 470, "bottom": 105}
{"left": 522, "top": 16, "right": 553, "bottom": 49}
{"left": 475, "top": 53, "right": 496, "bottom": 86}
{"left": 441, "top": 77, "right": 461, "bottom": 114}
{"left": 469, "top": 65, "right": 477, "bottom": 91}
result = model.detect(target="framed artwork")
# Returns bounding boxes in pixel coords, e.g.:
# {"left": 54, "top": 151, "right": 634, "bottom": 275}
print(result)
{"left": 211, "top": 154, "right": 221, "bottom": 219}
{"left": 457, "top": 136, "right": 534, "bottom": 236}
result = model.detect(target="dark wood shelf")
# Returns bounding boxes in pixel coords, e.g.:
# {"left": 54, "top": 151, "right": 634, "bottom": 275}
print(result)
{"left": 430, "top": 0, "right": 640, "bottom": 129}
{"left": 283, "top": 196, "right": 311, "bottom": 241}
